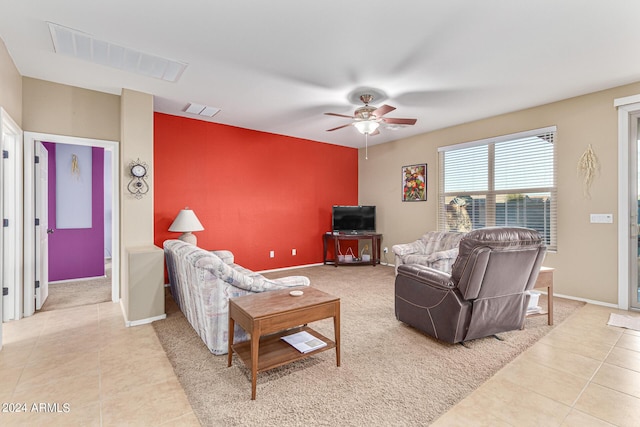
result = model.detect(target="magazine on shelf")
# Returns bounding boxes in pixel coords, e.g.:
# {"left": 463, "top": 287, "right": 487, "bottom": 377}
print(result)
{"left": 281, "top": 330, "right": 327, "bottom": 353}
{"left": 527, "top": 306, "right": 542, "bottom": 315}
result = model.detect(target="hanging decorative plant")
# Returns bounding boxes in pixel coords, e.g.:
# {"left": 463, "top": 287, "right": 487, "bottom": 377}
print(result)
{"left": 577, "top": 144, "right": 599, "bottom": 199}
{"left": 71, "top": 154, "right": 80, "bottom": 176}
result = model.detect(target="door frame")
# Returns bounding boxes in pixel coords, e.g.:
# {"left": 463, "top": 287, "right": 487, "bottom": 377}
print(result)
{"left": 615, "top": 94, "right": 640, "bottom": 311}
{"left": 0, "top": 108, "right": 23, "bottom": 322}
{"left": 23, "top": 132, "right": 120, "bottom": 317}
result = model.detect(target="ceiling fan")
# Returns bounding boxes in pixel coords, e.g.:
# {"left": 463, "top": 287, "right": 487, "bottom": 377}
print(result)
{"left": 325, "top": 94, "right": 417, "bottom": 135}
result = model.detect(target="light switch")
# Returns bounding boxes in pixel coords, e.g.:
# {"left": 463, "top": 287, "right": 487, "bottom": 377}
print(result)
{"left": 590, "top": 214, "right": 613, "bottom": 223}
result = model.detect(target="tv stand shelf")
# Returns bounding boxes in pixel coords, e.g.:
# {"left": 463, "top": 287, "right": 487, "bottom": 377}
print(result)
{"left": 323, "top": 233, "right": 382, "bottom": 267}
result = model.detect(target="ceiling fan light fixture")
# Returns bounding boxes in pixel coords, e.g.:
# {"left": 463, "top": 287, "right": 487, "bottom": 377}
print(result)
{"left": 354, "top": 120, "right": 379, "bottom": 135}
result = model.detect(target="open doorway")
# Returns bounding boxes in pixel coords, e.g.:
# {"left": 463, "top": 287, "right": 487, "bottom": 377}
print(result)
{"left": 23, "top": 132, "right": 120, "bottom": 317}
{"left": 39, "top": 142, "right": 113, "bottom": 312}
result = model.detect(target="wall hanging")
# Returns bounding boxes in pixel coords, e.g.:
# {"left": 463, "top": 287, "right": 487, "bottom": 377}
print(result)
{"left": 127, "top": 158, "right": 149, "bottom": 199}
{"left": 56, "top": 144, "right": 92, "bottom": 229}
{"left": 577, "top": 144, "right": 599, "bottom": 199}
{"left": 402, "top": 163, "right": 427, "bottom": 201}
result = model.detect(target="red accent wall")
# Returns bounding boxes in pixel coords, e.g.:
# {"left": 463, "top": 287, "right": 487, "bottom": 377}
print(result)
{"left": 153, "top": 113, "right": 358, "bottom": 271}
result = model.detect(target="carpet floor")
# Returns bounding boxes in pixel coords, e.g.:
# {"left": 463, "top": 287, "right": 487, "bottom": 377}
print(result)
{"left": 153, "top": 265, "right": 584, "bottom": 426}
{"left": 40, "top": 268, "right": 112, "bottom": 312}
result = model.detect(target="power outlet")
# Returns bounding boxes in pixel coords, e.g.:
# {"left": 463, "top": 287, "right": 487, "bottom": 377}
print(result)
{"left": 292, "top": 249, "right": 297, "bottom": 256}
{"left": 269, "top": 250, "right": 275, "bottom": 258}
{"left": 383, "top": 247, "right": 388, "bottom": 254}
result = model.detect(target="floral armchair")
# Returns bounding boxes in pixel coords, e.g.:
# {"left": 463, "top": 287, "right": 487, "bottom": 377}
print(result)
{"left": 392, "top": 231, "right": 467, "bottom": 275}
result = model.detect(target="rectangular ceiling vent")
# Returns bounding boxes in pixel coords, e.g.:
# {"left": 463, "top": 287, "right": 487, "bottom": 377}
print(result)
{"left": 184, "top": 103, "right": 221, "bottom": 117}
{"left": 48, "top": 22, "right": 188, "bottom": 83}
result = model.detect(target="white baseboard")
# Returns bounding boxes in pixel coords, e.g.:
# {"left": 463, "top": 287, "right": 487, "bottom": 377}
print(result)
{"left": 49, "top": 274, "right": 108, "bottom": 284}
{"left": 124, "top": 313, "right": 167, "bottom": 327}
{"left": 119, "top": 300, "right": 166, "bottom": 327}
{"left": 258, "top": 263, "right": 325, "bottom": 274}
{"left": 259, "top": 261, "right": 394, "bottom": 274}
{"left": 550, "top": 292, "right": 620, "bottom": 309}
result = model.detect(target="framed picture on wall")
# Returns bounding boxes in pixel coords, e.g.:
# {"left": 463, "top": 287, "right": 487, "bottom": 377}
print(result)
{"left": 402, "top": 164, "right": 427, "bottom": 202}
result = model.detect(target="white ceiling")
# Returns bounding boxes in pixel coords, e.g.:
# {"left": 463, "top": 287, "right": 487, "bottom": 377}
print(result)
{"left": 2, "top": 1, "right": 640, "bottom": 149}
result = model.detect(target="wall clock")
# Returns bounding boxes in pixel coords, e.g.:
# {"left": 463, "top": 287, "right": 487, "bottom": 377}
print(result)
{"left": 127, "top": 158, "right": 149, "bottom": 199}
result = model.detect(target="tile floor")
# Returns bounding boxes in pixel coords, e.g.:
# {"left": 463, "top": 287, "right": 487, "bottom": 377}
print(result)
{"left": 0, "top": 300, "right": 639, "bottom": 426}
{"left": 433, "top": 304, "right": 640, "bottom": 427}
{"left": 0, "top": 301, "right": 199, "bottom": 426}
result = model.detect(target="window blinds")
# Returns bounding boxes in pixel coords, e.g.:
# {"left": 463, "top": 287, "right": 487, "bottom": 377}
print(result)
{"left": 438, "top": 127, "right": 557, "bottom": 250}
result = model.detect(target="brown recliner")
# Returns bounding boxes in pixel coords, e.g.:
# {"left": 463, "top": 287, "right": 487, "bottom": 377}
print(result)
{"left": 394, "top": 227, "right": 546, "bottom": 343}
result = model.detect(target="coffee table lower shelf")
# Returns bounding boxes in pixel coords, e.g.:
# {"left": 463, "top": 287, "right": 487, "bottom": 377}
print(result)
{"left": 232, "top": 326, "right": 335, "bottom": 373}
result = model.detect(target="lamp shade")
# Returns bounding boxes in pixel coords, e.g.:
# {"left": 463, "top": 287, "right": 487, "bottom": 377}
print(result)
{"left": 169, "top": 208, "right": 204, "bottom": 232}
{"left": 169, "top": 208, "right": 204, "bottom": 245}
{"left": 354, "top": 120, "right": 380, "bottom": 135}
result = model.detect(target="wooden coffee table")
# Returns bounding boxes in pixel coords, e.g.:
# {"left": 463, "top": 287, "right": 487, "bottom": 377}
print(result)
{"left": 227, "top": 286, "right": 341, "bottom": 400}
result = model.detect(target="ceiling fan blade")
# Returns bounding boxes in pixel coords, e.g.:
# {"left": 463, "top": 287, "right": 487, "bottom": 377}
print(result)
{"left": 382, "top": 117, "right": 417, "bottom": 125}
{"left": 326, "top": 123, "right": 353, "bottom": 132}
{"left": 324, "top": 112, "right": 355, "bottom": 119}
{"left": 370, "top": 128, "right": 380, "bottom": 136}
{"left": 373, "top": 104, "right": 396, "bottom": 117}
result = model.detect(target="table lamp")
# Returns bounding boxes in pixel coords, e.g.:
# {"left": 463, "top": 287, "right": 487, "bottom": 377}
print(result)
{"left": 169, "top": 208, "right": 204, "bottom": 245}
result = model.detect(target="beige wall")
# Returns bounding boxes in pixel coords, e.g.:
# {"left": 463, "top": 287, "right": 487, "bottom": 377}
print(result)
{"left": 360, "top": 81, "right": 640, "bottom": 305}
{"left": 120, "top": 89, "right": 156, "bottom": 322}
{"left": 0, "top": 38, "right": 22, "bottom": 126}
{"left": 120, "top": 89, "right": 154, "bottom": 246}
{"left": 22, "top": 77, "right": 120, "bottom": 141}
{"left": 20, "top": 78, "right": 156, "bottom": 321}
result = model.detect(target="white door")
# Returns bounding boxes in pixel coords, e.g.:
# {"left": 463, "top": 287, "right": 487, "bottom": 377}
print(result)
{"left": 2, "top": 130, "right": 17, "bottom": 321}
{"left": 1, "top": 127, "right": 9, "bottom": 320}
{"left": 35, "top": 142, "right": 49, "bottom": 310}
{"left": 0, "top": 109, "right": 23, "bottom": 349}
{"left": 0, "top": 118, "right": 4, "bottom": 349}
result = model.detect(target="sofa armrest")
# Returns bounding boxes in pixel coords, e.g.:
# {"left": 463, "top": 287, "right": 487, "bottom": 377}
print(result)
{"left": 425, "top": 247, "right": 459, "bottom": 262}
{"left": 397, "top": 264, "right": 454, "bottom": 290}
{"left": 272, "top": 276, "right": 311, "bottom": 287}
{"left": 392, "top": 240, "right": 424, "bottom": 256}
{"left": 210, "top": 250, "right": 234, "bottom": 265}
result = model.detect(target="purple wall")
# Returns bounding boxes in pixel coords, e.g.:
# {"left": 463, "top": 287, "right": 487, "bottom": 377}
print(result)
{"left": 44, "top": 143, "right": 105, "bottom": 281}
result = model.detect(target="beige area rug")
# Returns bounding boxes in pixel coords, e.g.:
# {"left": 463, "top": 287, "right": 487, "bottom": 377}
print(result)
{"left": 153, "top": 265, "right": 585, "bottom": 427}
{"left": 608, "top": 312, "right": 640, "bottom": 331}
{"left": 40, "top": 267, "right": 112, "bottom": 312}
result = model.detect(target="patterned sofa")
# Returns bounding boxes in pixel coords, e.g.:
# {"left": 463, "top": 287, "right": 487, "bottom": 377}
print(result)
{"left": 392, "top": 231, "right": 467, "bottom": 275}
{"left": 163, "top": 239, "right": 310, "bottom": 355}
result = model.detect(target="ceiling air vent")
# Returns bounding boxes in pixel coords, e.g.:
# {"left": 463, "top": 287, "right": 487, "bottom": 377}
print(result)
{"left": 184, "top": 103, "right": 221, "bottom": 117}
{"left": 48, "top": 22, "right": 187, "bottom": 83}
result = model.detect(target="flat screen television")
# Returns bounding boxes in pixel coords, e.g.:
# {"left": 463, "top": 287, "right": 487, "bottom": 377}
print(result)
{"left": 332, "top": 205, "right": 376, "bottom": 234}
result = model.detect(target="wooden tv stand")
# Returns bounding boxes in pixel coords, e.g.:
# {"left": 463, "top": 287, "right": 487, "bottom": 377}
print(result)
{"left": 323, "top": 232, "right": 382, "bottom": 267}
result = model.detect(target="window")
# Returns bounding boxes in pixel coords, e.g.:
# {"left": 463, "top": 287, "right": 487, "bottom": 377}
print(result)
{"left": 438, "top": 126, "right": 557, "bottom": 250}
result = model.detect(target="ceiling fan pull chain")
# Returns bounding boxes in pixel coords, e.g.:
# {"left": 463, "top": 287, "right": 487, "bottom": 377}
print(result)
{"left": 365, "top": 132, "right": 368, "bottom": 160}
